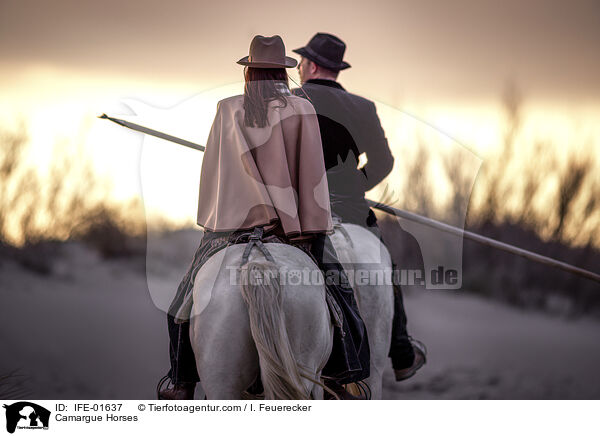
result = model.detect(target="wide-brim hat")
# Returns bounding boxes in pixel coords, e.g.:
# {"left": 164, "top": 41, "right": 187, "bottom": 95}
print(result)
{"left": 293, "top": 32, "right": 351, "bottom": 71}
{"left": 237, "top": 35, "right": 297, "bottom": 69}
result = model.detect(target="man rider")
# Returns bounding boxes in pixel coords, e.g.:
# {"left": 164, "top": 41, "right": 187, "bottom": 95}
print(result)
{"left": 292, "top": 32, "right": 426, "bottom": 381}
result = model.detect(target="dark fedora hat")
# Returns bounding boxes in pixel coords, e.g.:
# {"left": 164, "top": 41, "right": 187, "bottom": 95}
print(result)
{"left": 237, "top": 35, "right": 297, "bottom": 69}
{"left": 293, "top": 33, "right": 351, "bottom": 71}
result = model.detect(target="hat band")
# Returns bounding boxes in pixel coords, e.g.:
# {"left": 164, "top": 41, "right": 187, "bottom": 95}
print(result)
{"left": 303, "top": 46, "right": 344, "bottom": 69}
{"left": 249, "top": 55, "right": 284, "bottom": 64}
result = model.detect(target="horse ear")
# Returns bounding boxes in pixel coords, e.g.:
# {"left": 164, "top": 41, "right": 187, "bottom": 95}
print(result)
{"left": 2, "top": 405, "right": 6, "bottom": 408}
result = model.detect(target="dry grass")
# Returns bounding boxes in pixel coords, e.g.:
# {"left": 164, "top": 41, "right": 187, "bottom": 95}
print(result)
{"left": 0, "top": 123, "right": 145, "bottom": 267}
{"left": 377, "top": 82, "right": 600, "bottom": 316}
{"left": 388, "top": 82, "right": 600, "bottom": 249}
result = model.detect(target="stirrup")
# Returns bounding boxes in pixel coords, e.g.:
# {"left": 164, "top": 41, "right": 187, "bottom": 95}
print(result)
{"left": 353, "top": 380, "right": 372, "bottom": 400}
{"left": 156, "top": 374, "right": 171, "bottom": 400}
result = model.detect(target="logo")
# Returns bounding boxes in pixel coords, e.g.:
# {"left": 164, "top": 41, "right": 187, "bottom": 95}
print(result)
{"left": 3, "top": 402, "right": 50, "bottom": 434}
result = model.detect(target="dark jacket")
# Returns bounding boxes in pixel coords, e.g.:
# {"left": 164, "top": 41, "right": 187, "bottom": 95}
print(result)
{"left": 292, "top": 79, "right": 394, "bottom": 226}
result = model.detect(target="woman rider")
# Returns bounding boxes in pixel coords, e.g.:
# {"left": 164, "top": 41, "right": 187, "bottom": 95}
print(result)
{"left": 159, "top": 35, "right": 369, "bottom": 400}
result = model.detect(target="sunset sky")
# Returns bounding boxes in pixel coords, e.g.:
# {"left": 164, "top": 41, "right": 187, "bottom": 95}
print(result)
{"left": 1, "top": 0, "right": 599, "bottom": 232}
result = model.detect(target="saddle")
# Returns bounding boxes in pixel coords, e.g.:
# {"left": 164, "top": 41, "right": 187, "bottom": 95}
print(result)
{"left": 169, "top": 226, "right": 344, "bottom": 331}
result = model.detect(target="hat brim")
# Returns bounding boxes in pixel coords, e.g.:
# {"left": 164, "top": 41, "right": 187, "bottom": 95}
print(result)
{"left": 237, "top": 56, "right": 297, "bottom": 68}
{"left": 292, "top": 47, "right": 351, "bottom": 71}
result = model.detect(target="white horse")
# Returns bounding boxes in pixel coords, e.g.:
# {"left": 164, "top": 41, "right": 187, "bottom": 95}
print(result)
{"left": 189, "top": 224, "right": 393, "bottom": 400}
{"left": 329, "top": 223, "right": 394, "bottom": 400}
{"left": 189, "top": 243, "right": 333, "bottom": 400}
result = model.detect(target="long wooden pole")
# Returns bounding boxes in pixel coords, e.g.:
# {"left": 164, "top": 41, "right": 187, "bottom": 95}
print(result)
{"left": 368, "top": 200, "right": 600, "bottom": 284}
{"left": 98, "top": 114, "right": 205, "bottom": 152}
{"left": 100, "top": 114, "right": 600, "bottom": 284}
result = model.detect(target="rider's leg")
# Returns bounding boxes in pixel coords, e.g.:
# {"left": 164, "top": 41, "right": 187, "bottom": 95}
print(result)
{"left": 388, "top": 281, "right": 415, "bottom": 369}
{"left": 366, "top": 209, "right": 426, "bottom": 377}
{"left": 159, "top": 314, "right": 199, "bottom": 400}
{"left": 305, "top": 233, "right": 370, "bottom": 391}
{"left": 160, "top": 231, "right": 230, "bottom": 399}
{"left": 167, "top": 314, "right": 200, "bottom": 384}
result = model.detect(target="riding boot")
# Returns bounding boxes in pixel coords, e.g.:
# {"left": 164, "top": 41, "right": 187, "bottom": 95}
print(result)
{"left": 158, "top": 382, "right": 196, "bottom": 400}
{"left": 323, "top": 379, "right": 364, "bottom": 400}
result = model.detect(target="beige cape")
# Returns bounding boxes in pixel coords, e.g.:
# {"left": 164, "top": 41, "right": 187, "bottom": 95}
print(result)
{"left": 196, "top": 94, "right": 333, "bottom": 237}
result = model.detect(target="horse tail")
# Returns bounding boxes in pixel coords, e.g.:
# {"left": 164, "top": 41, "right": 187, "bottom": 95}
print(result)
{"left": 240, "top": 260, "right": 311, "bottom": 400}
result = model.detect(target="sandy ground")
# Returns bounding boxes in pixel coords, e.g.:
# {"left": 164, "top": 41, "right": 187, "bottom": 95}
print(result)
{"left": 1, "top": 237, "right": 600, "bottom": 400}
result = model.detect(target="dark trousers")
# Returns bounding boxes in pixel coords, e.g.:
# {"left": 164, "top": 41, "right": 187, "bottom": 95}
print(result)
{"left": 310, "top": 233, "right": 370, "bottom": 383}
{"left": 338, "top": 206, "right": 415, "bottom": 370}
{"left": 388, "top": 280, "right": 415, "bottom": 369}
{"left": 167, "top": 314, "right": 199, "bottom": 384}
{"left": 166, "top": 233, "right": 370, "bottom": 385}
